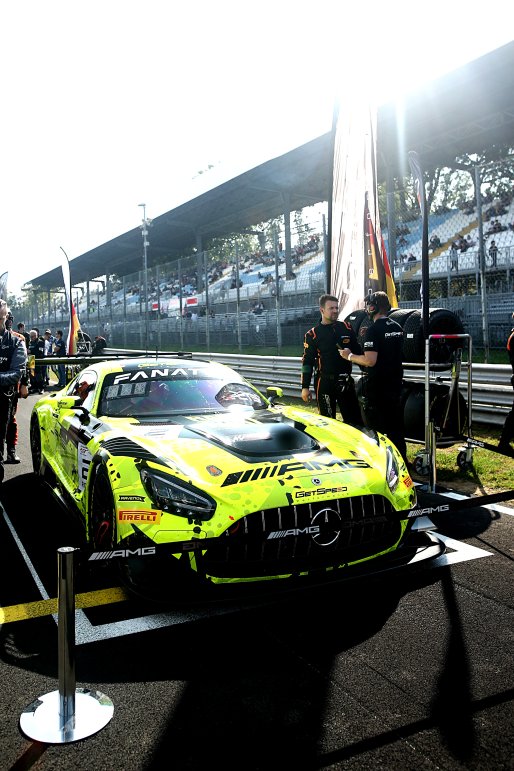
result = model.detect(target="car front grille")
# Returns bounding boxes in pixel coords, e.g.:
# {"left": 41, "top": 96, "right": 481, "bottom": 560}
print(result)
{"left": 199, "top": 494, "right": 403, "bottom": 579}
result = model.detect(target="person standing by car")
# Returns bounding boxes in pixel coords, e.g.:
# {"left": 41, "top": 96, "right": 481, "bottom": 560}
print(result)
{"left": 498, "top": 312, "right": 514, "bottom": 455}
{"left": 0, "top": 300, "right": 27, "bottom": 478}
{"left": 301, "top": 293, "right": 363, "bottom": 426}
{"left": 339, "top": 291, "right": 407, "bottom": 464}
{"left": 28, "top": 329, "right": 46, "bottom": 393}
{"left": 52, "top": 329, "right": 67, "bottom": 388}
{"left": 4, "top": 310, "right": 29, "bottom": 463}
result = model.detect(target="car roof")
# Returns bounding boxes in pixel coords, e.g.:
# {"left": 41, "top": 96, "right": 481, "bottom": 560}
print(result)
{"left": 88, "top": 356, "right": 234, "bottom": 377}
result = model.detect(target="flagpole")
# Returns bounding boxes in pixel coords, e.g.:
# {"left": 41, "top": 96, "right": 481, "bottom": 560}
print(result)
{"left": 326, "top": 100, "right": 339, "bottom": 293}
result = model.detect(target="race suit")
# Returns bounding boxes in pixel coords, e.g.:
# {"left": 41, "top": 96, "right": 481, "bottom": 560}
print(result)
{"left": 301, "top": 319, "right": 362, "bottom": 426}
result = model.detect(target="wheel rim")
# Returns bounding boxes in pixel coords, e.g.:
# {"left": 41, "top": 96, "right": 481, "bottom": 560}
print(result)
{"left": 90, "top": 467, "right": 115, "bottom": 549}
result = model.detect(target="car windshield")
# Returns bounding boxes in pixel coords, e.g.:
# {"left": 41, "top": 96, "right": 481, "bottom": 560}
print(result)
{"left": 98, "top": 373, "right": 268, "bottom": 418}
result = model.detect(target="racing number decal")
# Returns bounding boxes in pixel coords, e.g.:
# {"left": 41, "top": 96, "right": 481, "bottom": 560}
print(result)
{"left": 77, "top": 443, "right": 93, "bottom": 492}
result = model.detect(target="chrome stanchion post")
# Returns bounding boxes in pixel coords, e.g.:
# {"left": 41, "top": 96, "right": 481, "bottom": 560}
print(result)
{"left": 58, "top": 546, "right": 76, "bottom": 733}
{"left": 20, "top": 547, "right": 114, "bottom": 744}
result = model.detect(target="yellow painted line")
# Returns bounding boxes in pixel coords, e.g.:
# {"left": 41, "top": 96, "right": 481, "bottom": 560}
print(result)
{"left": 0, "top": 586, "right": 129, "bottom": 624}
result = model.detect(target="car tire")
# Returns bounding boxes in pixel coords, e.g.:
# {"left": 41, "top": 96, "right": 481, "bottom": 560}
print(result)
{"left": 402, "top": 308, "right": 464, "bottom": 365}
{"left": 30, "top": 418, "right": 43, "bottom": 477}
{"left": 344, "top": 309, "right": 368, "bottom": 337}
{"left": 89, "top": 463, "right": 116, "bottom": 550}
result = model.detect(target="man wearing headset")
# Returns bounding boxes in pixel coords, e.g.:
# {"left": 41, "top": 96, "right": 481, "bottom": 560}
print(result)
{"left": 301, "top": 293, "right": 363, "bottom": 426}
{"left": 340, "top": 290, "right": 408, "bottom": 465}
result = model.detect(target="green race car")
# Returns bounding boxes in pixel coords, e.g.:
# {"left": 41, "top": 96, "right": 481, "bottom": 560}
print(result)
{"left": 30, "top": 355, "right": 441, "bottom": 599}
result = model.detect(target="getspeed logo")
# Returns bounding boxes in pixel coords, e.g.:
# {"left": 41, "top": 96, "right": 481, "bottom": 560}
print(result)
{"left": 221, "top": 455, "right": 371, "bottom": 487}
{"left": 295, "top": 486, "right": 347, "bottom": 499}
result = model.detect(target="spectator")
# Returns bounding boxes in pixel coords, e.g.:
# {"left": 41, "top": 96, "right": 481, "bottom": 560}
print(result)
{"left": 450, "top": 242, "right": 459, "bottom": 272}
{"left": 43, "top": 329, "right": 54, "bottom": 385}
{"left": 91, "top": 335, "right": 107, "bottom": 355}
{"left": 429, "top": 234, "right": 441, "bottom": 251}
{"left": 488, "top": 240, "right": 498, "bottom": 267}
{"left": 16, "top": 322, "right": 30, "bottom": 347}
{"left": 52, "top": 329, "right": 67, "bottom": 388}
{"left": 28, "top": 329, "right": 46, "bottom": 394}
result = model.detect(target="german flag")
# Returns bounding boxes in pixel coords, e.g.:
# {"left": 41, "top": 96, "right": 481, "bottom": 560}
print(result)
{"left": 365, "top": 193, "right": 398, "bottom": 309}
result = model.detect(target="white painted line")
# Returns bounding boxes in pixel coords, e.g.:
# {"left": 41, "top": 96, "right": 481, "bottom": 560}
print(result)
{"left": 1, "top": 505, "right": 52, "bottom": 602}
{"left": 428, "top": 534, "right": 493, "bottom": 568}
{"left": 0, "top": 495, "right": 500, "bottom": 646}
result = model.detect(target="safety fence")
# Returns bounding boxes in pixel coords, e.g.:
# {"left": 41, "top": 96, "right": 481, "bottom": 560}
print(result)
{"left": 90, "top": 349, "right": 511, "bottom": 429}
{"left": 14, "top": 153, "right": 514, "bottom": 356}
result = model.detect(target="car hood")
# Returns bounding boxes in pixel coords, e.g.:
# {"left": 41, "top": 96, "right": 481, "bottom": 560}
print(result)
{"left": 105, "top": 407, "right": 385, "bottom": 479}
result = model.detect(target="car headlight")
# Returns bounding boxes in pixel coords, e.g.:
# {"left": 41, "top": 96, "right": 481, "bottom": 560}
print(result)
{"left": 140, "top": 468, "right": 216, "bottom": 521}
{"left": 385, "top": 445, "right": 400, "bottom": 493}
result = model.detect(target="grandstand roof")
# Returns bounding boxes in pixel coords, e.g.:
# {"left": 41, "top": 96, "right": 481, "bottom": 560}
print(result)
{"left": 30, "top": 41, "right": 514, "bottom": 291}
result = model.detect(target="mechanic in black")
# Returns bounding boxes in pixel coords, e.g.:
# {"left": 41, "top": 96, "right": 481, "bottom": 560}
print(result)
{"left": 301, "top": 293, "right": 363, "bottom": 426}
{"left": 340, "top": 290, "right": 407, "bottom": 464}
{"left": 498, "top": 312, "right": 514, "bottom": 455}
{"left": 0, "top": 299, "right": 28, "bottom": 479}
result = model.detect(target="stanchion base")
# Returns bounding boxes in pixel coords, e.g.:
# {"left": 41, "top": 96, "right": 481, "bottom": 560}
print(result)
{"left": 20, "top": 688, "right": 114, "bottom": 743}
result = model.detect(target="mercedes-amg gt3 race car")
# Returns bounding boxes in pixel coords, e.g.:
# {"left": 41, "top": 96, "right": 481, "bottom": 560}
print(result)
{"left": 30, "top": 355, "right": 442, "bottom": 599}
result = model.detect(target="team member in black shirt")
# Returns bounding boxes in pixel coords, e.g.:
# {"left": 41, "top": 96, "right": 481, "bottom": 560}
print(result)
{"left": 340, "top": 291, "right": 407, "bottom": 464}
{"left": 301, "top": 294, "right": 362, "bottom": 426}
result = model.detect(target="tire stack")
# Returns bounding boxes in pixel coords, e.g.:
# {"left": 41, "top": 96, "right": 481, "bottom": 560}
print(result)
{"left": 344, "top": 307, "right": 465, "bottom": 365}
{"left": 344, "top": 306, "right": 467, "bottom": 444}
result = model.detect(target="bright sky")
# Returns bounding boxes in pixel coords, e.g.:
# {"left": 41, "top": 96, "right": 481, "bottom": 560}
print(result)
{"left": 1, "top": 1, "right": 512, "bottom": 297}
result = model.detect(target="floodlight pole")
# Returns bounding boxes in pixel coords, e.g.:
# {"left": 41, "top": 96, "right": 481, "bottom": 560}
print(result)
{"left": 139, "top": 203, "right": 150, "bottom": 354}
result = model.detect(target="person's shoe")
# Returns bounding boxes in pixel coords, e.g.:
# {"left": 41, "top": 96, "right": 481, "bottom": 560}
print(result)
{"left": 5, "top": 449, "right": 21, "bottom": 463}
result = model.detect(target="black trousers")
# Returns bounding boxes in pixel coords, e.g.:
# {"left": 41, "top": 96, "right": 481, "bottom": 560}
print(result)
{"left": 0, "top": 392, "right": 14, "bottom": 461}
{"left": 361, "top": 389, "right": 408, "bottom": 464}
{"left": 315, "top": 375, "right": 363, "bottom": 427}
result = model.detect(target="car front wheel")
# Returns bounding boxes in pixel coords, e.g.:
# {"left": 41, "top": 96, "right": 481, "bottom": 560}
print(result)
{"left": 89, "top": 464, "right": 116, "bottom": 550}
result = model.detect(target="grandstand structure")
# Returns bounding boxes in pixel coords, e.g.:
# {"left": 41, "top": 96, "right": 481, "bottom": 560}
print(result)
{"left": 20, "top": 42, "right": 514, "bottom": 353}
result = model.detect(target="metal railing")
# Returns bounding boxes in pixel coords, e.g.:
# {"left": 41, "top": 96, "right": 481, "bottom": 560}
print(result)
{"left": 101, "top": 349, "right": 512, "bottom": 428}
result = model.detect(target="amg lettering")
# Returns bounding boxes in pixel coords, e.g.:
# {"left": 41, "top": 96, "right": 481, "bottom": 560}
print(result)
{"left": 407, "top": 504, "right": 450, "bottom": 518}
{"left": 267, "top": 526, "right": 320, "bottom": 539}
{"left": 88, "top": 547, "right": 156, "bottom": 561}
{"left": 222, "top": 457, "right": 371, "bottom": 486}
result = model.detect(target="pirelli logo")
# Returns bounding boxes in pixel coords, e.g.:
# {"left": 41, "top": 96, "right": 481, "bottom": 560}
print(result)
{"left": 118, "top": 510, "right": 161, "bottom": 524}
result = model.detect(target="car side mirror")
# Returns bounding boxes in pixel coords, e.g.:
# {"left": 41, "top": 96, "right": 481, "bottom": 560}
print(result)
{"left": 56, "top": 395, "right": 90, "bottom": 423}
{"left": 266, "top": 386, "right": 283, "bottom": 405}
